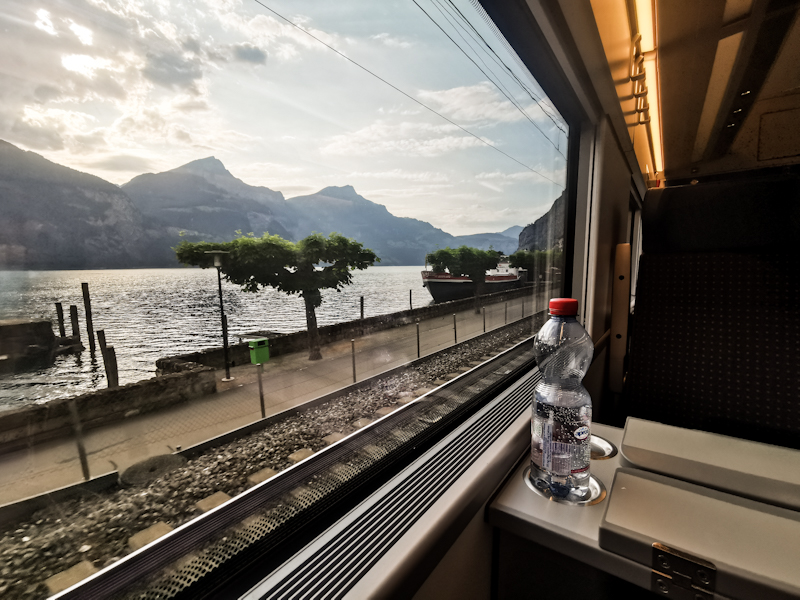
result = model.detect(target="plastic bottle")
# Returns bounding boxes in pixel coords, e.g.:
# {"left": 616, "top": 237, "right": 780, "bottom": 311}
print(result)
{"left": 530, "top": 298, "right": 594, "bottom": 501}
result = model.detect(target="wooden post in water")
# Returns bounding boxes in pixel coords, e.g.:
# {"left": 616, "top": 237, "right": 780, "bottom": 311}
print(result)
{"left": 409, "top": 289, "right": 412, "bottom": 310}
{"left": 69, "top": 305, "right": 80, "bottom": 339}
{"left": 360, "top": 296, "right": 364, "bottom": 320}
{"left": 67, "top": 399, "right": 90, "bottom": 481}
{"left": 351, "top": 339, "right": 356, "bottom": 383}
{"left": 81, "top": 283, "right": 96, "bottom": 354}
{"left": 55, "top": 303, "right": 66, "bottom": 337}
{"left": 96, "top": 329, "right": 118, "bottom": 388}
{"left": 104, "top": 346, "right": 119, "bottom": 388}
{"left": 96, "top": 329, "right": 107, "bottom": 353}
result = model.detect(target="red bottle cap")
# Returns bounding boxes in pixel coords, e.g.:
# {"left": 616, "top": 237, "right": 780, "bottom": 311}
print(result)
{"left": 549, "top": 298, "right": 578, "bottom": 315}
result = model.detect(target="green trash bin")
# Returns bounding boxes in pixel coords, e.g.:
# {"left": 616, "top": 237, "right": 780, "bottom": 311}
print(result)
{"left": 248, "top": 338, "right": 270, "bottom": 364}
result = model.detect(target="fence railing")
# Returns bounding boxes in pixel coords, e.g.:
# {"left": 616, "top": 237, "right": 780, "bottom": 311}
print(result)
{"left": 0, "top": 285, "right": 556, "bottom": 512}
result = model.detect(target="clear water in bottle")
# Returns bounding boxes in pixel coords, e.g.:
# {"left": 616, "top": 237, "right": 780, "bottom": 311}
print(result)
{"left": 530, "top": 298, "right": 594, "bottom": 501}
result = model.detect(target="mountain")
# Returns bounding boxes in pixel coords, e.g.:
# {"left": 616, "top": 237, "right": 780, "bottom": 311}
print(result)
{"left": 0, "top": 143, "right": 532, "bottom": 268}
{"left": 450, "top": 232, "right": 518, "bottom": 255}
{"left": 122, "top": 157, "right": 296, "bottom": 242}
{"left": 517, "top": 191, "right": 566, "bottom": 252}
{"left": 287, "top": 185, "right": 453, "bottom": 266}
{"left": 499, "top": 225, "right": 524, "bottom": 239}
{"left": 0, "top": 140, "right": 173, "bottom": 269}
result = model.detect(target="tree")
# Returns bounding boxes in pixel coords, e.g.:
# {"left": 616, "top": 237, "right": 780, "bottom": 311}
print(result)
{"left": 176, "top": 232, "right": 380, "bottom": 360}
{"left": 426, "top": 246, "right": 501, "bottom": 313}
{"left": 509, "top": 249, "right": 563, "bottom": 283}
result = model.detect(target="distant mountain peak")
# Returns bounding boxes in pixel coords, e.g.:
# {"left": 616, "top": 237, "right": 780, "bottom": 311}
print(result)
{"left": 173, "top": 156, "right": 232, "bottom": 177}
{"left": 318, "top": 185, "right": 359, "bottom": 199}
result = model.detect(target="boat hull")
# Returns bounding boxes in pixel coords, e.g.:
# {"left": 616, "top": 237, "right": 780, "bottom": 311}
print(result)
{"left": 422, "top": 273, "right": 521, "bottom": 303}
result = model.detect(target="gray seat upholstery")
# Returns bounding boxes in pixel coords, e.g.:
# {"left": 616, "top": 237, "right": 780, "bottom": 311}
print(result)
{"left": 625, "top": 175, "right": 800, "bottom": 449}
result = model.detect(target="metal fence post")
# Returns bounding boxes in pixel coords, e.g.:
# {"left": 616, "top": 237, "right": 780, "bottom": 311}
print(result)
{"left": 483, "top": 306, "right": 486, "bottom": 332}
{"left": 257, "top": 363, "right": 265, "bottom": 418}
{"left": 505, "top": 302, "right": 508, "bottom": 324}
{"left": 351, "top": 339, "right": 356, "bottom": 383}
{"left": 453, "top": 314, "right": 457, "bottom": 344}
{"left": 416, "top": 320, "right": 420, "bottom": 358}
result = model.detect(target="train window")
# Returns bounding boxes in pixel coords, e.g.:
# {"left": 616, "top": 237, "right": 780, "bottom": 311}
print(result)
{"left": 0, "top": 1, "right": 574, "bottom": 598}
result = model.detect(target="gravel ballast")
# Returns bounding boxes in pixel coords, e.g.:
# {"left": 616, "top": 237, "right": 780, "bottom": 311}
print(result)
{"left": 0, "top": 321, "right": 534, "bottom": 599}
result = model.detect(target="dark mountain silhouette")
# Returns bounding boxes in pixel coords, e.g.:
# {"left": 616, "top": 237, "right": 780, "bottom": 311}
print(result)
{"left": 0, "top": 140, "right": 173, "bottom": 269}
{"left": 0, "top": 142, "right": 536, "bottom": 268}
{"left": 287, "top": 185, "right": 456, "bottom": 266}
{"left": 122, "top": 157, "right": 296, "bottom": 242}
{"left": 517, "top": 191, "right": 566, "bottom": 252}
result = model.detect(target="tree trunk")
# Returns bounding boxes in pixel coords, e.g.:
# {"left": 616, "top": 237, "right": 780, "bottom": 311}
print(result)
{"left": 474, "top": 279, "right": 485, "bottom": 314}
{"left": 303, "top": 294, "right": 323, "bottom": 360}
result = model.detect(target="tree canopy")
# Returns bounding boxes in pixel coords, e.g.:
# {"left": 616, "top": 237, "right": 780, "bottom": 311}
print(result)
{"left": 508, "top": 249, "right": 562, "bottom": 280}
{"left": 426, "top": 246, "right": 501, "bottom": 312}
{"left": 176, "top": 232, "right": 379, "bottom": 360}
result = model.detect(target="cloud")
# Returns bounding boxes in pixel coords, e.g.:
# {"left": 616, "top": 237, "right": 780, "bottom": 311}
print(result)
{"left": 348, "top": 169, "right": 449, "bottom": 183}
{"left": 477, "top": 180, "right": 503, "bottom": 193}
{"left": 206, "top": 4, "right": 343, "bottom": 62}
{"left": 171, "top": 96, "right": 210, "bottom": 112}
{"left": 418, "top": 82, "right": 534, "bottom": 125}
{"left": 69, "top": 21, "right": 94, "bottom": 45}
{"left": 371, "top": 33, "right": 412, "bottom": 48}
{"left": 34, "top": 9, "right": 57, "bottom": 36}
{"left": 10, "top": 117, "right": 64, "bottom": 150}
{"left": 61, "top": 54, "right": 114, "bottom": 78}
{"left": 233, "top": 43, "right": 267, "bottom": 64}
{"left": 87, "top": 154, "right": 153, "bottom": 172}
{"left": 142, "top": 51, "right": 203, "bottom": 92}
{"left": 321, "top": 121, "right": 487, "bottom": 157}
{"left": 476, "top": 166, "right": 567, "bottom": 187}
{"left": 168, "top": 125, "right": 193, "bottom": 144}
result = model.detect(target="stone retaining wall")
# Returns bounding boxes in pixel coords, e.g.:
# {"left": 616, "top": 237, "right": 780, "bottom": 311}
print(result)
{"left": 0, "top": 364, "right": 216, "bottom": 453}
{"left": 157, "top": 285, "right": 536, "bottom": 372}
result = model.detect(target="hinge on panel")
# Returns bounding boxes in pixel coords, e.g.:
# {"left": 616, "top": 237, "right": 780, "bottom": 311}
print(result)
{"left": 650, "top": 542, "right": 716, "bottom": 598}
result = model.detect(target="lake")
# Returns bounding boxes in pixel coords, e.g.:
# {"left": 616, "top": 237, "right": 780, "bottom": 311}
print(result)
{"left": 0, "top": 266, "right": 430, "bottom": 408}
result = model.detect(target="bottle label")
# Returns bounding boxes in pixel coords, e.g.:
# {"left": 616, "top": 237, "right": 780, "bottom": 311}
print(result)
{"left": 531, "top": 402, "right": 591, "bottom": 476}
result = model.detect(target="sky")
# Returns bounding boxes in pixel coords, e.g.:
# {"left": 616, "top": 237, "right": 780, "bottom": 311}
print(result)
{"left": 0, "top": 0, "right": 568, "bottom": 235}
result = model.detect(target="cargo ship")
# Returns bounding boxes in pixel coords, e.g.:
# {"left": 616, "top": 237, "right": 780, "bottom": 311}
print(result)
{"left": 421, "top": 261, "right": 525, "bottom": 303}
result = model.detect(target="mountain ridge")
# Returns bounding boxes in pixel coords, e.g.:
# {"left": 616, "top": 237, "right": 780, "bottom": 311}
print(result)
{"left": 0, "top": 141, "right": 557, "bottom": 268}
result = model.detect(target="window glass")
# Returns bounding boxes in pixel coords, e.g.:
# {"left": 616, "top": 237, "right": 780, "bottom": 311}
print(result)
{"left": 0, "top": 1, "right": 568, "bottom": 597}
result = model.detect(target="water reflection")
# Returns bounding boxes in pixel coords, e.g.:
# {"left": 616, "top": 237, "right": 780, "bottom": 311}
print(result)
{"left": 0, "top": 266, "right": 429, "bottom": 407}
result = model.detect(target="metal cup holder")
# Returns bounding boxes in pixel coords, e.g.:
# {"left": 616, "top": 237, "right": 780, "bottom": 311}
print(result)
{"left": 590, "top": 434, "right": 618, "bottom": 460}
{"left": 524, "top": 467, "right": 607, "bottom": 506}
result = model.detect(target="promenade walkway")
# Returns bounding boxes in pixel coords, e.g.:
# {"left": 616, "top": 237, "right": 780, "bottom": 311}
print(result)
{"left": 0, "top": 292, "right": 546, "bottom": 506}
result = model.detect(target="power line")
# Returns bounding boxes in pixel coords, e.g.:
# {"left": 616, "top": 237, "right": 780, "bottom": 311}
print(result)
{"left": 466, "top": 0, "right": 564, "bottom": 123}
{"left": 248, "top": 0, "right": 563, "bottom": 187}
{"left": 447, "top": 0, "right": 566, "bottom": 133}
{"left": 419, "top": 0, "right": 564, "bottom": 157}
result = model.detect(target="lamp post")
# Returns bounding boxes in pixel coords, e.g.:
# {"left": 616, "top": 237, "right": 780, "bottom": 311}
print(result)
{"left": 205, "top": 251, "right": 234, "bottom": 381}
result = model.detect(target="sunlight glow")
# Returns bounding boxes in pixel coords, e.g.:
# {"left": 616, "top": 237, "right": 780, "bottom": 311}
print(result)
{"left": 61, "top": 54, "right": 112, "bottom": 78}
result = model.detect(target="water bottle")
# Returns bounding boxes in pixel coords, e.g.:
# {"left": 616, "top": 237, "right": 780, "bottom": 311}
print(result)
{"left": 530, "top": 298, "right": 594, "bottom": 501}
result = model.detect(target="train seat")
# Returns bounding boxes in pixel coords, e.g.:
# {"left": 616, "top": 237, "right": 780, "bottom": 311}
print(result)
{"left": 625, "top": 174, "right": 800, "bottom": 449}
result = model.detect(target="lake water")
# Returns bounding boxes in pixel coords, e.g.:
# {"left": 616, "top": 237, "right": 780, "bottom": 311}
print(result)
{"left": 0, "top": 266, "right": 430, "bottom": 408}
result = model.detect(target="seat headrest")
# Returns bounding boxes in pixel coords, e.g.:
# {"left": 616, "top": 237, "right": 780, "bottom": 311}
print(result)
{"left": 643, "top": 176, "right": 800, "bottom": 254}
